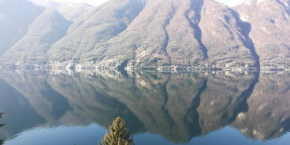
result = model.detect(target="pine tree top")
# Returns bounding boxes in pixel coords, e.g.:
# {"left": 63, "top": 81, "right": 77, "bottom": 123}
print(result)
{"left": 99, "top": 117, "right": 134, "bottom": 145}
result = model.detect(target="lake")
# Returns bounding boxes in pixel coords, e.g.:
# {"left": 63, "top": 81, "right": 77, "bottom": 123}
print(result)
{"left": 0, "top": 70, "right": 290, "bottom": 145}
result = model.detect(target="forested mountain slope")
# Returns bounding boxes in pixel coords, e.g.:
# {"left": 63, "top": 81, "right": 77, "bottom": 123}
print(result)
{"left": 0, "top": 0, "right": 289, "bottom": 69}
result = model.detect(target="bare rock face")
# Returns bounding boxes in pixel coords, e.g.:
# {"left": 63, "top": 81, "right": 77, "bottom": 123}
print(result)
{"left": 234, "top": 0, "right": 290, "bottom": 68}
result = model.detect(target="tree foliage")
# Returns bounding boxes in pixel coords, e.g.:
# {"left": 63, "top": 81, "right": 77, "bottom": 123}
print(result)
{"left": 99, "top": 117, "right": 134, "bottom": 145}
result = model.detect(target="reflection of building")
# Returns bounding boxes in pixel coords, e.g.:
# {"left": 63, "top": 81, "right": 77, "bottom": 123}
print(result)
{"left": 0, "top": 71, "right": 290, "bottom": 143}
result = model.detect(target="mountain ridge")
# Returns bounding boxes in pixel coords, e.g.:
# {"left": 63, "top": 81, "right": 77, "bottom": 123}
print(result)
{"left": 0, "top": 0, "right": 289, "bottom": 70}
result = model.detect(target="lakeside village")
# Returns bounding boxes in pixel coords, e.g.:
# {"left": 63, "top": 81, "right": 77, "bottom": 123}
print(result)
{"left": 0, "top": 59, "right": 289, "bottom": 74}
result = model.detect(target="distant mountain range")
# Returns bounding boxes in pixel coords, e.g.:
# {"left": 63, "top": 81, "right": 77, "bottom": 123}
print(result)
{"left": 0, "top": 0, "right": 289, "bottom": 69}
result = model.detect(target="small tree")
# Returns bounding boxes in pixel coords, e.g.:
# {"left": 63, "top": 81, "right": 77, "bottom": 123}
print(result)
{"left": 99, "top": 117, "right": 134, "bottom": 145}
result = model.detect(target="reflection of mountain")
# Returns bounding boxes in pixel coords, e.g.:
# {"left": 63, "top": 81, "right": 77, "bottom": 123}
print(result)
{"left": 0, "top": 71, "right": 290, "bottom": 143}
{"left": 198, "top": 73, "right": 259, "bottom": 135}
{"left": 0, "top": 78, "right": 45, "bottom": 139}
{"left": 232, "top": 73, "right": 290, "bottom": 140}
{"left": 103, "top": 73, "right": 207, "bottom": 143}
{"left": 46, "top": 73, "right": 145, "bottom": 133}
{"left": 0, "top": 72, "right": 71, "bottom": 125}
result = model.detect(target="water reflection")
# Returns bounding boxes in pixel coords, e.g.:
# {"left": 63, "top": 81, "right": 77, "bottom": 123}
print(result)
{"left": 0, "top": 112, "right": 4, "bottom": 145}
{"left": 233, "top": 73, "right": 290, "bottom": 140}
{"left": 0, "top": 70, "right": 289, "bottom": 144}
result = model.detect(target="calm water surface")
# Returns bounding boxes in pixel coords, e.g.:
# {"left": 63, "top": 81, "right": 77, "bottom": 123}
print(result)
{"left": 0, "top": 70, "right": 290, "bottom": 145}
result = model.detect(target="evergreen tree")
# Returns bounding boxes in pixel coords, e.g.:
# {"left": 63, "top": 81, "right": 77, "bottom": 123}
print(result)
{"left": 99, "top": 117, "right": 134, "bottom": 145}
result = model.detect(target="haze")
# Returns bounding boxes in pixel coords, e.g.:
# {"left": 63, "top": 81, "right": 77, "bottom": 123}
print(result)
{"left": 37, "top": 0, "right": 245, "bottom": 7}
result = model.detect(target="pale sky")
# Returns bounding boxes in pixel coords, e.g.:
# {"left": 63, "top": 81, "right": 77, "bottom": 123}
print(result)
{"left": 49, "top": 0, "right": 245, "bottom": 7}
{"left": 51, "top": 0, "right": 108, "bottom": 6}
{"left": 215, "top": 0, "right": 245, "bottom": 7}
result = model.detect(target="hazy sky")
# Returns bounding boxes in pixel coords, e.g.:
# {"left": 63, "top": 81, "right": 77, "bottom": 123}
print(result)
{"left": 50, "top": 0, "right": 245, "bottom": 7}
{"left": 51, "top": 0, "right": 108, "bottom": 6}
{"left": 215, "top": 0, "right": 245, "bottom": 7}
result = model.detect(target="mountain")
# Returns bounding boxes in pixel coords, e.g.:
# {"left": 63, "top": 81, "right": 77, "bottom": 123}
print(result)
{"left": 28, "top": 0, "right": 93, "bottom": 20}
{"left": 0, "top": 0, "right": 44, "bottom": 55}
{"left": 47, "top": 0, "right": 146, "bottom": 67}
{"left": 0, "top": 0, "right": 289, "bottom": 69}
{"left": 200, "top": 0, "right": 259, "bottom": 67}
{"left": 47, "top": 0, "right": 259, "bottom": 68}
{"left": 234, "top": 0, "right": 290, "bottom": 68}
{"left": 0, "top": 9, "right": 71, "bottom": 66}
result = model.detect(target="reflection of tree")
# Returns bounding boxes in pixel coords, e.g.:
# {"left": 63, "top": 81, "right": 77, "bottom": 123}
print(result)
{"left": 0, "top": 112, "right": 3, "bottom": 127}
{"left": 0, "top": 112, "right": 4, "bottom": 145}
